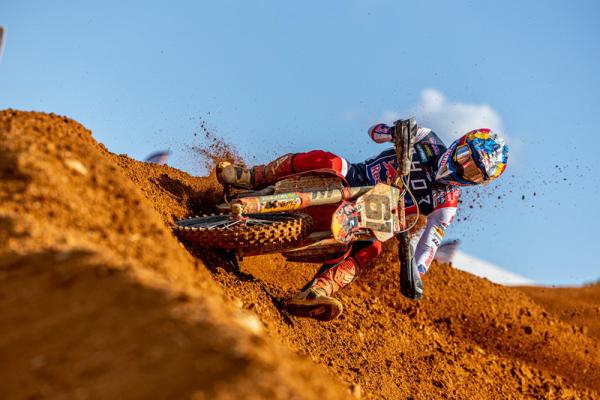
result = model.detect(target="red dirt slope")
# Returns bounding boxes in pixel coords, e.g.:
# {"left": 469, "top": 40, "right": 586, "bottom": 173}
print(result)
{"left": 0, "top": 110, "right": 348, "bottom": 400}
{"left": 1, "top": 110, "right": 599, "bottom": 399}
{"left": 518, "top": 284, "right": 600, "bottom": 341}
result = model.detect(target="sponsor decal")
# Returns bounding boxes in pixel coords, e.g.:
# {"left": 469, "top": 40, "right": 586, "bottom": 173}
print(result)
{"left": 416, "top": 146, "right": 427, "bottom": 161}
{"left": 431, "top": 224, "right": 445, "bottom": 247}
{"left": 434, "top": 224, "right": 445, "bottom": 237}
{"left": 263, "top": 193, "right": 302, "bottom": 211}
{"left": 264, "top": 198, "right": 301, "bottom": 210}
{"left": 433, "top": 191, "right": 445, "bottom": 207}
{"left": 383, "top": 161, "right": 398, "bottom": 184}
{"left": 311, "top": 189, "right": 337, "bottom": 200}
{"left": 432, "top": 187, "right": 460, "bottom": 208}
{"left": 424, "top": 248, "right": 435, "bottom": 266}
{"left": 370, "top": 164, "right": 382, "bottom": 183}
{"left": 366, "top": 154, "right": 396, "bottom": 184}
{"left": 422, "top": 143, "right": 434, "bottom": 158}
{"left": 333, "top": 260, "right": 357, "bottom": 285}
{"left": 448, "top": 188, "right": 460, "bottom": 205}
{"left": 435, "top": 146, "right": 453, "bottom": 179}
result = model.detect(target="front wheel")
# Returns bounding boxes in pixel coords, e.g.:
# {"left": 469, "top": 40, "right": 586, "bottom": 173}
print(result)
{"left": 173, "top": 212, "right": 313, "bottom": 252}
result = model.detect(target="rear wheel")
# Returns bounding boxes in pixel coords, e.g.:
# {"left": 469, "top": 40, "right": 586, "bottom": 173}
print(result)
{"left": 174, "top": 212, "right": 313, "bottom": 252}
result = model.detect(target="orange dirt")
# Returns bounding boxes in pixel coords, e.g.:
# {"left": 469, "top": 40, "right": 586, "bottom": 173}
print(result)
{"left": 1, "top": 110, "right": 599, "bottom": 399}
{"left": 517, "top": 284, "right": 600, "bottom": 341}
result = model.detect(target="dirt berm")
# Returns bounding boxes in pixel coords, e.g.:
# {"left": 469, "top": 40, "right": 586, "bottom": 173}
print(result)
{"left": 1, "top": 110, "right": 598, "bottom": 399}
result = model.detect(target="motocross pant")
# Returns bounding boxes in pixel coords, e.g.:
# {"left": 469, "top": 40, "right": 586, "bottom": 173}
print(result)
{"left": 253, "top": 150, "right": 350, "bottom": 187}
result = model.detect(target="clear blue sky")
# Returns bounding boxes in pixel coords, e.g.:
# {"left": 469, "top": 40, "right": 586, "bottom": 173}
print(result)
{"left": 2, "top": 1, "right": 599, "bottom": 285}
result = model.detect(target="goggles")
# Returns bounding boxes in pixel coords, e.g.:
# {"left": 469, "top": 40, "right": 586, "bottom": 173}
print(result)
{"left": 452, "top": 142, "right": 486, "bottom": 184}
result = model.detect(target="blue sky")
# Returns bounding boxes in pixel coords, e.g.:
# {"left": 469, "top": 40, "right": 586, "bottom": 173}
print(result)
{"left": 1, "top": 1, "right": 599, "bottom": 285}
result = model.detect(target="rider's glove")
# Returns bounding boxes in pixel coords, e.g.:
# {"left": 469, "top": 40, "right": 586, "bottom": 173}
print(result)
{"left": 368, "top": 123, "right": 395, "bottom": 144}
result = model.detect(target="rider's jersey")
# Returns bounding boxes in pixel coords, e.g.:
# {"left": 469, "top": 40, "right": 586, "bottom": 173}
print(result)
{"left": 346, "top": 124, "right": 460, "bottom": 276}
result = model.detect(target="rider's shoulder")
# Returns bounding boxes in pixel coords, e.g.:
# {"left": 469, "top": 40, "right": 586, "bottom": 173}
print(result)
{"left": 415, "top": 127, "right": 448, "bottom": 146}
{"left": 415, "top": 126, "right": 432, "bottom": 142}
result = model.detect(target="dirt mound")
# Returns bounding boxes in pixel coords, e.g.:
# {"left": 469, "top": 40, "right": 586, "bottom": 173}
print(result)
{"left": 0, "top": 110, "right": 348, "bottom": 400}
{"left": 1, "top": 110, "right": 599, "bottom": 399}
{"left": 518, "top": 284, "right": 600, "bottom": 341}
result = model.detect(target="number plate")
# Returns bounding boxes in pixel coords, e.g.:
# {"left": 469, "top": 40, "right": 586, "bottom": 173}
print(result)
{"left": 331, "top": 184, "right": 400, "bottom": 243}
{"left": 356, "top": 184, "right": 400, "bottom": 241}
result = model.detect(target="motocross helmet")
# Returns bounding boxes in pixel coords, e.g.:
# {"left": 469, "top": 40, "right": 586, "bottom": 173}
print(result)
{"left": 435, "top": 129, "right": 508, "bottom": 186}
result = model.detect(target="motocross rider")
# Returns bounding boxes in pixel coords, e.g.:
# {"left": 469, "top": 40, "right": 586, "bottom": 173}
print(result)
{"left": 217, "top": 122, "right": 509, "bottom": 321}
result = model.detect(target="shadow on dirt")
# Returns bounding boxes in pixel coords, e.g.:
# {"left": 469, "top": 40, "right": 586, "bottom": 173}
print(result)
{"left": 156, "top": 173, "right": 223, "bottom": 216}
{"left": 182, "top": 245, "right": 296, "bottom": 326}
{"left": 0, "top": 250, "right": 256, "bottom": 399}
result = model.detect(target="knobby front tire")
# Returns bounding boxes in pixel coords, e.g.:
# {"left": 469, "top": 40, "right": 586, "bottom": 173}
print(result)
{"left": 173, "top": 212, "right": 313, "bottom": 252}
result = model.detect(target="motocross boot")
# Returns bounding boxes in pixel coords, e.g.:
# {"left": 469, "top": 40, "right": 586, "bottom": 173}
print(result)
{"left": 285, "top": 286, "right": 344, "bottom": 322}
{"left": 216, "top": 154, "right": 295, "bottom": 189}
{"left": 285, "top": 257, "right": 359, "bottom": 321}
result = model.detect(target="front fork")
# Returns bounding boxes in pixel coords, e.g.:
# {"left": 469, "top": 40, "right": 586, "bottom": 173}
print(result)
{"left": 393, "top": 118, "right": 418, "bottom": 296}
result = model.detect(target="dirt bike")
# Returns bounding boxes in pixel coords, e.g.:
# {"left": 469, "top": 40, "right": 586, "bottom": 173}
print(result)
{"left": 174, "top": 118, "right": 418, "bottom": 281}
